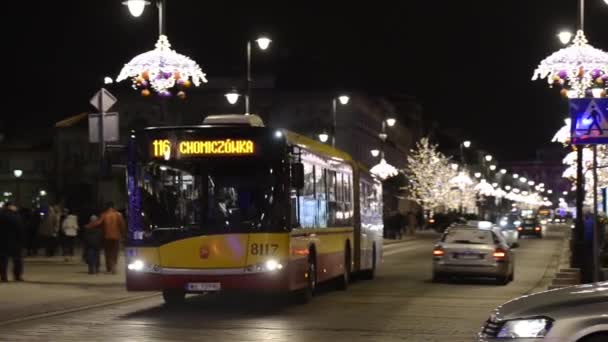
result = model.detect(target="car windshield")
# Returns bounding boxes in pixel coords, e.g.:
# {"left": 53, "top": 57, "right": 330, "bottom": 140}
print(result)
{"left": 137, "top": 161, "right": 286, "bottom": 236}
{"left": 443, "top": 229, "right": 493, "bottom": 244}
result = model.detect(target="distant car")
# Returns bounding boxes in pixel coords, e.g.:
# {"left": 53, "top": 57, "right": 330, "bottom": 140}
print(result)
{"left": 476, "top": 281, "right": 608, "bottom": 341}
{"left": 432, "top": 223, "right": 515, "bottom": 285}
{"left": 517, "top": 217, "right": 542, "bottom": 238}
{"left": 496, "top": 217, "right": 520, "bottom": 248}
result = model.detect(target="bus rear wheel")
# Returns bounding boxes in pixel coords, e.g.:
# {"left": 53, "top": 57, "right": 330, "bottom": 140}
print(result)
{"left": 336, "top": 246, "right": 351, "bottom": 290}
{"left": 162, "top": 289, "right": 186, "bottom": 306}
{"left": 360, "top": 245, "right": 376, "bottom": 280}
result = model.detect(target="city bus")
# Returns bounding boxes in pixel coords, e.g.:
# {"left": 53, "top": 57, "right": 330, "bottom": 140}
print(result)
{"left": 124, "top": 115, "right": 383, "bottom": 304}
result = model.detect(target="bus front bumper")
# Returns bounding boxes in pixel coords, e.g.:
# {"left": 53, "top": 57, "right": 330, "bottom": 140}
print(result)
{"left": 126, "top": 267, "right": 292, "bottom": 292}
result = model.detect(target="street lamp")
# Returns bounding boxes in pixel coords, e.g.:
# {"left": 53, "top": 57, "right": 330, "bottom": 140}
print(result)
{"left": 489, "top": 165, "right": 497, "bottom": 171}
{"left": 528, "top": 180, "right": 535, "bottom": 186}
{"left": 13, "top": 169, "right": 22, "bottom": 206}
{"left": 557, "top": 30, "right": 573, "bottom": 45}
{"left": 463, "top": 141, "right": 471, "bottom": 148}
{"left": 520, "top": 177, "right": 527, "bottom": 183}
{"left": 329, "top": 94, "right": 350, "bottom": 147}
{"left": 500, "top": 169, "right": 507, "bottom": 174}
{"left": 451, "top": 163, "right": 459, "bottom": 171}
{"left": 104, "top": 77, "right": 114, "bottom": 85}
{"left": 225, "top": 89, "right": 241, "bottom": 105}
{"left": 505, "top": 185, "right": 512, "bottom": 191}
{"left": 370, "top": 149, "right": 380, "bottom": 157}
{"left": 485, "top": 155, "right": 493, "bottom": 162}
{"left": 385, "top": 118, "right": 396, "bottom": 127}
{"left": 123, "top": 0, "right": 150, "bottom": 17}
{"left": 40, "top": 190, "right": 47, "bottom": 196}
{"left": 548, "top": 190, "right": 554, "bottom": 194}
{"left": 563, "top": 191, "right": 569, "bottom": 195}
{"left": 513, "top": 173, "right": 519, "bottom": 178}
{"left": 474, "top": 172, "right": 482, "bottom": 178}
{"left": 318, "top": 132, "right": 329, "bottom": 143}
{"left": 245, "top": 35, "right": 272, "bottom": 114}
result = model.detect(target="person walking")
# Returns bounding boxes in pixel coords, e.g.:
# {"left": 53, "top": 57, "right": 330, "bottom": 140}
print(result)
{"left": 39, "top": 204, "right": 60, "bottom": 257}
{"left": 0, "top": 202, "right": 25, "bottom": 282}
{"left": 86, "top": 202, "right": 126, "bottom": 274}
{"left": 83, "top": 214, "right": 103, "bottom": 274}
{"left": 61, "top": 208, "right": 79, "bottom": 261}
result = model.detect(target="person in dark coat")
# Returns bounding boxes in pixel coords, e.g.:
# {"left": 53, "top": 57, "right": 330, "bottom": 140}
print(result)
{"left": 83, "top": 214, "right": 103, "bottom": 274}
{"left": 0, "top": 202, "right": 25, "bottom": 282}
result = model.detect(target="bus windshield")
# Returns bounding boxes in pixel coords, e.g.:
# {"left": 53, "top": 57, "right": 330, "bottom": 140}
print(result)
{"left": 138, "top": 161, "right": 286, "bottom": 235}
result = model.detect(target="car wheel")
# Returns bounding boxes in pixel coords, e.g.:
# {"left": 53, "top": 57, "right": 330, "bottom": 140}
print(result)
{"left": 496, "top": 275, "right": 509, "bottom": 285}
{"left": 579, "top": 332, "right": 608, "bottom": 342}
{"left": 432, "top": 272, "right": 446, "bottom": 283}
{"left": 162, "top": 289, "right": 186, "bottom": 306}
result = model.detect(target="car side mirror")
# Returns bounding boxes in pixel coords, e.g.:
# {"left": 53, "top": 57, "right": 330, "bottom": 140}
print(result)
{"left": 291, "top": 162, "right": 304, "bottom": 189}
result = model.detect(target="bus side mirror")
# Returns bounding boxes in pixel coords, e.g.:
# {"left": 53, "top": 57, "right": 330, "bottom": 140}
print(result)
{"left": 291, "top": 163, "right": 304, "bottom": 189}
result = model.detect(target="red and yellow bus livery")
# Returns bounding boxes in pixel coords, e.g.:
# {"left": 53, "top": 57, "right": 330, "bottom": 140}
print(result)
{"left": 125, "top": 115, "right": 383, "bottom": 304}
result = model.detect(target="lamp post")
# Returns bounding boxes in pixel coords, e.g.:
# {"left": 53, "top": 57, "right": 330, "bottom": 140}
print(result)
{"left": 245, "top": 36, "right": 272, "bottom": 115}
{"left": 13, "top": 169, "right": 22, "bottom": 206}
{"left": 460, "top": 140, "right": 471, "bottom": 164}
{"left": 329, "top": 95, "right": 350, "bottom": 147}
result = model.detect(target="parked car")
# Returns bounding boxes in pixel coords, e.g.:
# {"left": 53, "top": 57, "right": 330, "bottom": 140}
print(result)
{"left": 432, "top": 222, "right": 515, "bottom": 285}
{"left": 476, "top": 281, "right": 608, "bottom": 341}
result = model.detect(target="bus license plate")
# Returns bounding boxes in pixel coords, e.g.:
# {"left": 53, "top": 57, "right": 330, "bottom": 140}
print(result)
{"left": 186, "top": 282, "right": 221, "bottom": 292}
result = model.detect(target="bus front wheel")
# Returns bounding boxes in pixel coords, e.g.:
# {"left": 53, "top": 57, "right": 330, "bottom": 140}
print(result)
{"left": 295, "top": 256, "right": 317, "bottom": 304}
{"left": 162, "top": 289, "right": 186, "bottom": 306}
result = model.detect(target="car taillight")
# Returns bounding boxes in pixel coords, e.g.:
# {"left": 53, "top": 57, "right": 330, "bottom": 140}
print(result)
{"left": 535, "top": 227, "right": 541, "bottom": 231}
{"left": 517, "top": 227, "right": 523, "bottom": 231}
{"left": 493, "top": 248, "right": 507, "bottom": 259}
{"left": 433, "top": 247, "right": 444, "bottom": 256}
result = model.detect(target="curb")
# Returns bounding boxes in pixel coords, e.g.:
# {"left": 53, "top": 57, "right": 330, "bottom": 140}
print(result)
{"left": 0, "top": 293, "right": 159, "bottom": 327}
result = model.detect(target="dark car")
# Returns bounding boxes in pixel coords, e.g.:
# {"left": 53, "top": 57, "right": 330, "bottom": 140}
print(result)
{"left": 517, "top": 217, "right": 542, "bottom": 238}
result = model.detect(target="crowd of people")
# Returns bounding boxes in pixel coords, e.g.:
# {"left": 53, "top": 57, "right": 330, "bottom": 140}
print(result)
{"left": 0, "top": 201, "right": 126, "bottom": 282}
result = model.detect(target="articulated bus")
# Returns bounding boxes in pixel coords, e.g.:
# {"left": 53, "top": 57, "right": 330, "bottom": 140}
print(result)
{"left": 124, "top": 115, "right": 383, "bottom": 304}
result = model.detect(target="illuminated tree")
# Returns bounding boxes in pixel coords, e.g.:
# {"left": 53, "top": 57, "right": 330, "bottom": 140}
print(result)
{"left": 404, "top": 137, "right": 459, "bottom": 212}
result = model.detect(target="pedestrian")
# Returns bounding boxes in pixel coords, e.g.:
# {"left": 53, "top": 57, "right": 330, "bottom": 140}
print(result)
{"left": 61, "top": 208, "right": 79, "bottom": 261}
{"left": 86, "top": 202, "right": 126, "bottom": 274}
{"left": 39, "top": 204, "right": 60, "bottom": 257}
{"left": 407, "top": 211, "right": 417, "bottom": 236}
{"left": 83, "top": 214, "right": 103, "bottom": 274}
{"left": 0, "top": 202, "right": 25, "bottom": 282}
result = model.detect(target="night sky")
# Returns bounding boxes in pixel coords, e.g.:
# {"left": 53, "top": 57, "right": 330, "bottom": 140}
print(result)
{"left": 6, "top": 1, "right": 608, "bottom": 161}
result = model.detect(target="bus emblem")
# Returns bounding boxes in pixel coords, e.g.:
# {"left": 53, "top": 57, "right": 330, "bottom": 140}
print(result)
{"left": 200, "top": 246, "right": 210, "bottom": 259}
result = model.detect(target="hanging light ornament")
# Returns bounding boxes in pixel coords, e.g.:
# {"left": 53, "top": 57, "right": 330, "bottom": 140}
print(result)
{"left": 370, "top": 158, "right": 399, "bottom": 180}
{"left": 117, "top": 35, "right": 208, "bottom": 97}
{"left": 533, "top": 30, "right": 608, "bottom": 98}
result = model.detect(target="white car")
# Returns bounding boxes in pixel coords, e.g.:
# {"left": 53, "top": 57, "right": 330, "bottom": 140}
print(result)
{"left": 476, "top": 281, "right": 608, "bottom": 341}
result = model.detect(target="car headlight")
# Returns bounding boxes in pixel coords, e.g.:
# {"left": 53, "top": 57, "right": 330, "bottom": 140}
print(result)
{"left": 127, "top": 259, "right": 145, "bottom": 271}
{"left": 497, "top": 318, "right": 552, "bottom": 338}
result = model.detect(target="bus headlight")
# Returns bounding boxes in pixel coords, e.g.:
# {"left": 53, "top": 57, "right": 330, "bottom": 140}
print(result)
{"left": 265, "top": 259, "right": 283, "bottom": 271}
{"left": 127, "top": 259, "right": 145, "bottom": 271}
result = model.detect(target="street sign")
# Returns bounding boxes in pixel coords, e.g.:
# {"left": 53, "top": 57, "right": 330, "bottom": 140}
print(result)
{"left": 570, "top": 98, "right": 608, "bottom": 145}
{"left": 89, "top": 112, "right": 119, "bottom": 142}
{"left": 90, "top": 88, "right": 117, "bottom": 112}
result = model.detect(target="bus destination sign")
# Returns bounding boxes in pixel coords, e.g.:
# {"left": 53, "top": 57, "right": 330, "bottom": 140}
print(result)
{"left": 152, "top": 139, "right": 255, "bottom": 158}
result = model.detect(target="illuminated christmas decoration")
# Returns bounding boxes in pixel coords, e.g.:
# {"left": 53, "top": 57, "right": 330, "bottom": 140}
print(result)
{"left": 370, "top": 158, "right": 398, "bottom": 180}
{"left": 404, "top": 137, "right": 459, "bottom": 211}
{"left": 117, "top": 35, "right": 208, "bottom": 97}
{"left": 533, "top": 30, "right": 608, "bottom": 98}
{"left": 552, "top": 118, "right": 571, "bottom": 145}
{"left": 474, "top": 179, "right": 495, "bottom": 197}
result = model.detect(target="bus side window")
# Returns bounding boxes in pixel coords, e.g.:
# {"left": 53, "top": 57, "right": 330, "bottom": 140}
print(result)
{"left": 326, "top": 170, "right": 338, "bottom": 227}
{"left": 298, "top": 161, "right": 316, "bottom": 228}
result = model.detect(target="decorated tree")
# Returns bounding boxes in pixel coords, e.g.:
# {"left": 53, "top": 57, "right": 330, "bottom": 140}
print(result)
{"left": 404, "top": 137, "right": 459, "bottom": 212}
